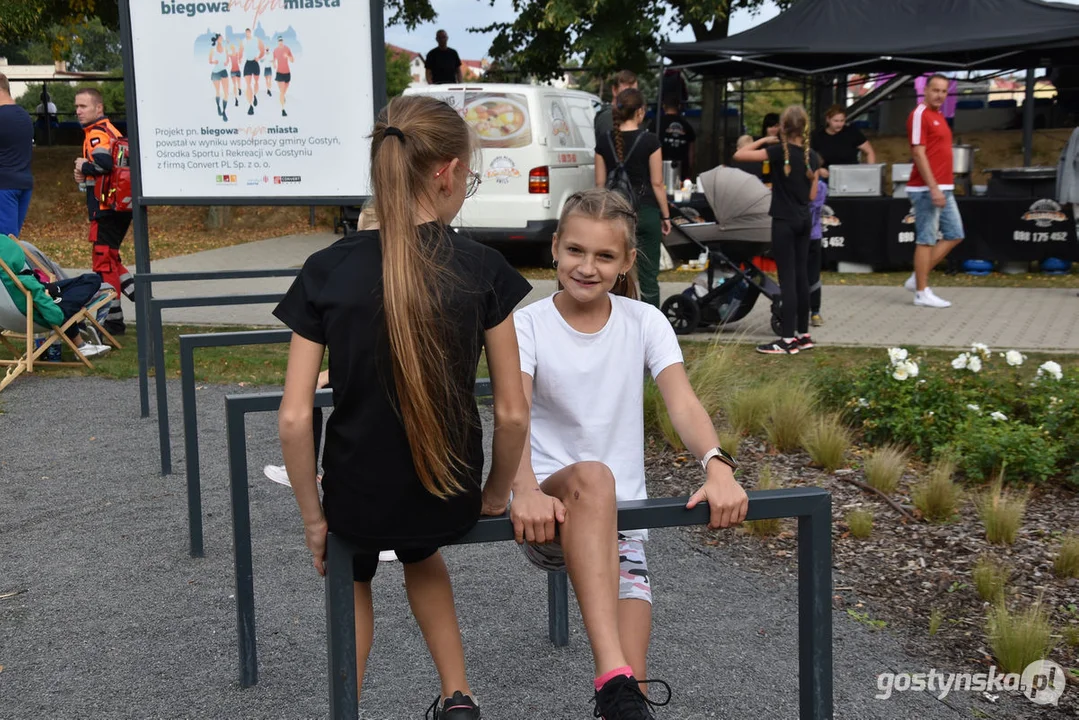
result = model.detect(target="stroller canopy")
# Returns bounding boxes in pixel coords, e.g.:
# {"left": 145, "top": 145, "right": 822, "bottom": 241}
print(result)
{"left": 700, "top": 167, "right": 772, "bottom": 244}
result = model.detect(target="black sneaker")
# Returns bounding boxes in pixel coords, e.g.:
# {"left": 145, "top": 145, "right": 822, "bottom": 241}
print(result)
{"left": 247, "top": 105, "right": 254, "bottom": 115}
{"left": 592, "top": 674, "right": 671, "bottom": 719}
{"left": 755, "top": 338, "right": 799, "bottom": 355}
{"left": 796, "top": 334, "right": 815, "bottom": 350}
{"left": 103, "top": 320, "right": 126, "bottom": 336}
{"left": 254, "top": 95, "right": 258, "bottom": 107}
{"left": 426, "top": 691, "right": 480, "bottom": 720}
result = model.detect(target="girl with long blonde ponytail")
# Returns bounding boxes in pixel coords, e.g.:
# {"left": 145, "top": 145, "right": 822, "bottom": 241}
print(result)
{"left": 274, "top": 94, "right": 530, "bottom": 717}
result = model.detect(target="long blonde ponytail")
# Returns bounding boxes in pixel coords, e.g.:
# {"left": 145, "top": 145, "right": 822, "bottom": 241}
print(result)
{"left": 371, "top": 95, "right": 475, "bottom": 499}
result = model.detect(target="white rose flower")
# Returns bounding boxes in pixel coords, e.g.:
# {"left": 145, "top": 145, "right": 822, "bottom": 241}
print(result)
{"left": 893, "top": 364, "right": 910, "bottom": 381}
{"left": 1004, "top": 350, "right": 1025, "bottom": 367}
{"left": 903, "top": 360, "right": 920, "bottom": 377}
{"left": 990, "top": 411, "right": 1008, "bottom": 421}
{"left": 951, "top": 353, "right": 969, "bottom": 370}
{"left": 968, "top": 356, "right": 983, "bottom": 373}
{"left": 971, "top": 342, "right": 991, "bottom": 359}
{"left": 967, "top": 404, "right": 981, "bottom": 412}
{"left": 887, "top": 347, "right": 909, "bottom": 365}
{"left": 1037, "top": 361, "right": 1063, "bottom": 381}
{"left": 857, "top": 398, "right": 870, "bottom": 408}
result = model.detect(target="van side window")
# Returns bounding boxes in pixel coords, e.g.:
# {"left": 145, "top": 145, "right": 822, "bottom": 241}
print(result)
{"left": 564, "top": 96, "right": 597, "bottom": 150}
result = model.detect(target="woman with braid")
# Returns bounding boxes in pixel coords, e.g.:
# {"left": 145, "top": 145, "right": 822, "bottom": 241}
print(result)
{"left": 594, "top": 88, "right": 670, "bottom": 308}
{"left": 734, "top": 105, "right": 821, "bottom": 354}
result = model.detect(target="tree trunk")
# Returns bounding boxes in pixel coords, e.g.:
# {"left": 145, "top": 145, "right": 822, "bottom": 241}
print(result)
{"left": 205, "top": 206, "right": 232, "bottom": 230}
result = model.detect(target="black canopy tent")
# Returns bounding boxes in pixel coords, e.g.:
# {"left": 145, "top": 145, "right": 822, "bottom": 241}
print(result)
{"left": 662, "top": 0, "right": 1079, "bottom": 77}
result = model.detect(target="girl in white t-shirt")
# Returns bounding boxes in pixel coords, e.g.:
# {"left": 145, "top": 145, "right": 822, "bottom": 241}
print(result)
{"left": 505, "top": 188, "right": 749, "bottom": 720}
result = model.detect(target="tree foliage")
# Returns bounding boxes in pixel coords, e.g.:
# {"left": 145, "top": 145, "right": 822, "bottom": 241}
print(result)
{"left": 0, "top": 0, "right": 118, "bottom": 58}
{"left": 386, "top": 46, "right": 415, "bottom": 98}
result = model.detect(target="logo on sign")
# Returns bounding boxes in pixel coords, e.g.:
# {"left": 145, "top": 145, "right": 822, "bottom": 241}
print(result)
{"left": 215, "top": 174, "right": 237, "bottom": 184}
{"left": 273, "top": 176, "right": 302, "bottom": 184}
{"left": 1021, "top": 199, "right": 1068, "bottom": 228}
{"left": 485, "top": 156, "right": 520, "bottom": 185}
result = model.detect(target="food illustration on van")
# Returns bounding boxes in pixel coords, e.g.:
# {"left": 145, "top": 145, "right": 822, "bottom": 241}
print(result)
{"left": 485, "top": 156, "right": 521, "bottom": 185}
{"left": 550, "top": 102, "right": 572, "bottom": 146}
{"left": 462, "top": 93, "right": 532, "bottom": 148}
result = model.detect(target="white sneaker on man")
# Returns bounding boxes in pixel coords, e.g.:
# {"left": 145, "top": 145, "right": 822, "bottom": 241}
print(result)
{"left": 914, "top": 288, "right": 951, "bottom": 308}
{"left": 79, "top": 343, "right": 111, "bottom": 358}
{"left": 903, "top": 273, "right": 917, "bottom": 292}
{"left": 263, "top": 464, "right": 291, "bottom": 486}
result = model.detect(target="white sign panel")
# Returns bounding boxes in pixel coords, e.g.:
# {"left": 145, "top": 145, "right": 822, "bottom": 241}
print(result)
{"left": 129, "top": 0, "right": 373, "bottom": 198}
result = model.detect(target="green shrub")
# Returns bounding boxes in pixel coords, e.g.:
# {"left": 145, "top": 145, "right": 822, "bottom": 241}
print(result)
{"left": 945, "top": 419, "right": 1062, "bottom": 484}
{"left": 864, "top": 444, "right": 907, "bottom": 494}
{"left": 762, "top": 382, "right": 816, "bottom": 452}
{"left": 1053, "top": 534, "right": 1079, "bottom": 579}
{"left": 689, "top": 342, "right": 749, "bottom": 419}
{"left": 928, "top": 607, "right": 945, "bottom": 636}
{"left": 975, "top": 478, "right": 1028, "bottom": 545}
{"left": 912, "top": 459, "right": 962, "bottom": 522}
{"left": 725, "top": 383, "right": 779, "bottom": 437}
{"left": 802, "top": 414, "right": 850, "bottom": 471}
{"left": 986, "top": 601, "right": 1053, "bottom": 674}
{"left": 846, "top": 509, "right": 874, "bottom": 539}
{"left": 973, "top": 555, "right": 1010, "bottom": 602}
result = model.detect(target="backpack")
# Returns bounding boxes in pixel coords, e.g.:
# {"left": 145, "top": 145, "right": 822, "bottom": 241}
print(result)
{"left": 604, "top": 131, "right": 647, "bottom": 210}
{"left": 93, "top": 125, "right": 133, "bottom": 212}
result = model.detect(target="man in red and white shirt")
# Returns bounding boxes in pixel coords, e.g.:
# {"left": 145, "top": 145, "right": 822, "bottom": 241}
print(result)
{"left": 904, "top": 74, "right": 963, "bottom": 308}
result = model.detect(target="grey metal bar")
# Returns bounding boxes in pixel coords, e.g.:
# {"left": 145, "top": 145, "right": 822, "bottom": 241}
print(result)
{"left": 139, "top": 196, "right": 369, "bottom": 207}
{"left": 180, "top": 330, "right": 293, "bottom": 557}
{"left": 547, "top": 571, "right": 569, "bottom": 647}
{"left": 798, "top": 494, "right": 833, "bottom": 720}
{"left": 226, "top": 398, "right": 258, "bottom": 688}
{"left": 152, "top": 294, "right": 286, "bottom": 475}
{"left": 326, "top": 533, "right": 359, "bottom": 720}
{"left": 1023, "top": 68, "right": 1035, "bottom": 168}
{"left": 146, "top": 269, "right": 300, "bottom": 283}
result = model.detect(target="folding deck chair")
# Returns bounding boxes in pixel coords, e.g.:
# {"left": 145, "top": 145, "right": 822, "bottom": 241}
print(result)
{"left": 0, "top": 255, "right": 121, "bottom": 392}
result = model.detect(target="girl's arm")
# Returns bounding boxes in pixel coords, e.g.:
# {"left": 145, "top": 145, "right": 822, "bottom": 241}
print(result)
{"left": 594, "top": 153, "right": 607, "bottom": 188}
{"left": 279, "top": 333, "right": 327, "bottom": 574}
{"left": 480, "top": 316, "right": 530, "bottom": 511}
{"left": 655, "top": 363, "right": 749, "bottom": 529}
{"left": 732, "top": 135, "right": 778, "bottom": 163}
{"left": 648, "top": 148, "right": 672, "bottom": 235}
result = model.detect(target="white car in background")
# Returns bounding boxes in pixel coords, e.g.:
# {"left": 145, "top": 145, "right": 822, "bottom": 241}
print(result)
{"left": 404, "top": 83, "right": 601, "bottom": 249}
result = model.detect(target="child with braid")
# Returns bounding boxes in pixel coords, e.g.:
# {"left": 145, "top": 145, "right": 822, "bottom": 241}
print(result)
{"left": 734, "top": 105, "right": 821, "bottom": 354}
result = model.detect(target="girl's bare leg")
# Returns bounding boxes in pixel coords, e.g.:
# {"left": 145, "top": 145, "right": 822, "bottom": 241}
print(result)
{"left": 354, "top": 581, "right": 374, "bottom": 696}
{"left": 402, "top": 551, "right": 472, "bottom": 699}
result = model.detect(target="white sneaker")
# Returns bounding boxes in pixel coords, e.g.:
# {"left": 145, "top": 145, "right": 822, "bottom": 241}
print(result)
{"left": 262, "top": 464, "right": 291, "bottom": 486}
{"left": 79, "top": 343, "right": 111, "bottom": 358}
{"left": 914, "top": 288, "right": 951, "bottom": 308}
{"left": 378, "top": 550, "right": 398, "bottom": 562}
{"left": 903, "top": 273, "right": 917, "bottom": 292}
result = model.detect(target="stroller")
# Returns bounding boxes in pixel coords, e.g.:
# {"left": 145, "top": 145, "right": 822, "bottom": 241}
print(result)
{"left": 661, "top": 166, "right": 784, "bottom": 336}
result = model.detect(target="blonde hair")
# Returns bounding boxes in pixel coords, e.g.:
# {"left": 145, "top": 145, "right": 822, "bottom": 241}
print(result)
{"left": 779, "top": 105, "right": 814, "bottom": 180}
{"left": 555, "top": 189, "right": 639, "bottom": 300}
{"left": 370, "top": 95, "right": 476, "bottom": 499}
{"left": 735, "top": 134, "right": 753, "bottom": 150}
{"left": 357, "top": 200, "right": 379, "bottom": 231}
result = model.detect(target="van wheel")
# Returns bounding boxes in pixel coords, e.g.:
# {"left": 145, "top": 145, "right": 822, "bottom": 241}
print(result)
{"left": 662, "top": 294, "right": 700, "bottom": 335}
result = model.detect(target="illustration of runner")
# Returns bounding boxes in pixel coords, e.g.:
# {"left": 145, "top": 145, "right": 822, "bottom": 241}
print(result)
{"left": 228, "top": 42, "right": 242, "bottom": 107}
{"left": 240, "top": 28, "right": 266, "bottom": 116}
{"left": 272, "top": 36, "right": 294, "bottom": 117}
{"left": 209, "top": 34, "right": 230, "bottom": 122}
{"left": 262, "top": 48, "right": 274, "bottom": 99}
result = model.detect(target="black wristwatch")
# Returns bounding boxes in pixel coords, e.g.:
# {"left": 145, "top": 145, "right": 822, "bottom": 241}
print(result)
{"left": 700, "top": 446, "right": 738, "bottom": 473}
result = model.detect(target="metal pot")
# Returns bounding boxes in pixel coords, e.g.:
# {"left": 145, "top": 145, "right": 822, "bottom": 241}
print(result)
{"left": 952, "top": 144, "right": 976, "bottom": 174}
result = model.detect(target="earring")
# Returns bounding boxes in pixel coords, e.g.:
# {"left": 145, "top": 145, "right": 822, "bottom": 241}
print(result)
{"left": 617, "top": 272, "right": 627, "bottom": 282}
{"left": 552, "top": 259, "right": 559, "bottom": 269}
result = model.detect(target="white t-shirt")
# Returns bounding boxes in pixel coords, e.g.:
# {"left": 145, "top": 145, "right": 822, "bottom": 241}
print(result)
{"left": 515, "top": 293, "right": 684, "bottom": 507}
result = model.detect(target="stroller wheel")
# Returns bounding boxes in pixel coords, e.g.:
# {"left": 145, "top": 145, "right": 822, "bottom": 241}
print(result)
{"left": 662, "top": 294, "right": 701, "bottom": 335}
{"left": 770, "top": 302, "right": 783, "bottom": 336}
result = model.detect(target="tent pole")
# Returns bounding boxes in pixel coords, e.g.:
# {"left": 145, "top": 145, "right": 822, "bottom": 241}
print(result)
{"left": 739, "top": 78, "right": 745, "bottom": 135}
{"left": 656, "top": 60, "right": 664, "bottom": 136}
{"left": 1023, "top": 67, "right": 1035, "bottom": 167}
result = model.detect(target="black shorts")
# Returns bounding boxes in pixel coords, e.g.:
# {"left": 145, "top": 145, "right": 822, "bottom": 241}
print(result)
{"left": 351, "top": 546, "right": 438, "bottom": 582}
{"left": 263, "top": 65, "right": 272, "bottom": 75}
{"left": 230, "top": 70, "right": 241, "bottom": 78}
{"left": 211, "top": 69, "right": 228, "bottom": 81}
{"left": 275, "top": 72, "right": 291, "bottom": 83}
{"left": 243, "top": 60, "right": 260, "bottom": 76}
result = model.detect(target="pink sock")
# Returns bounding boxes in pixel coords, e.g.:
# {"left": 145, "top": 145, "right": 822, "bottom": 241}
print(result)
{"left": 594, "top": 665, "right": 634, "bottom": 691}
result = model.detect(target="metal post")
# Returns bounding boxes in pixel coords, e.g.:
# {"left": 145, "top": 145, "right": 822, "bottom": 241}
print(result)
{"left": 547, "top": 571, "right": 569, "bottom": 647}
{"left": 655, "top": 62, "right": 664, "bottom": 136}
{"left": 326, "top": 533, "right": 360, "bottom": 720}
{"left": 136, "top": 272, "right": 153, "bottom": 418}
{"left": 179, "top": 337, "right": 203, "bottom": 557}
{"left": 153, "top": 301, "right": 171, "bottom": 475}
{"left": 226, "top": 398, "right": 259, "bottom": 688}
{"left": 797, "top": 495, "right": 834, "bottom": 720}
{"left": 1023, "top": 68, "right": 1036, "bottom": 168}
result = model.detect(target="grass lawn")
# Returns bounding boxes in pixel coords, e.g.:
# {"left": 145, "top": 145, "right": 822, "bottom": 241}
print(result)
{"left": 6, "top": 326, "right": 1076, "bottom": 389}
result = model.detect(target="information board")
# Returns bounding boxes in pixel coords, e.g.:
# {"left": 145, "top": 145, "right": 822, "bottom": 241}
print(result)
{"left": 129, "top": 0, "right": 373, "bottom": 198}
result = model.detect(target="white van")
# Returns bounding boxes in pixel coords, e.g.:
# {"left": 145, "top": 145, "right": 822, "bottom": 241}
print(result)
{"left": 403, "top": 83, "right": 601, "bottom": 247}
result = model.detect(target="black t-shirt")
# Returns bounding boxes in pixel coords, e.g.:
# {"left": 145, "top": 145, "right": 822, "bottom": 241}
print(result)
{"left": 273, "top": 226, "right": 531, "bottom": 549}
{"left": 596, "top": 128, "right": 662, "bottom": 208}
{"left": 765, "top": 143, "right": 821, "bottom": 222}
{"left": 810, "top": 125, "right": 867, "bottom": 168}
{"left": 655, "top": 113, "right": 696, "bottom": 170}
{"left": 0, "top": 105, "right": 34, "bottom": 190}
{"left": 425, "top": 47, "right": 461, "bottom": 84}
